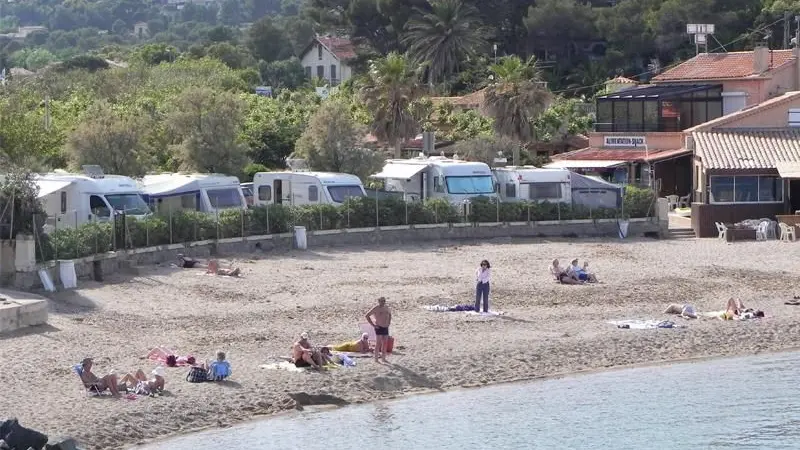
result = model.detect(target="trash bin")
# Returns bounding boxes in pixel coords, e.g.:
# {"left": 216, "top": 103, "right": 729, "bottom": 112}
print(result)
{"left": 294, "top": 226, "right": 307, "bottom": 249}
{"left": 618, "top": 220, "right": 630, "bottom": 239}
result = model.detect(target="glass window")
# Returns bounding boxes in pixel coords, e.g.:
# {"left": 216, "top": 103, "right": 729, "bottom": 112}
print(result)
{"left": 445, "top": 176, "right": 494, "bottom": 195}
{"left": 596, "top": 100, "right": 612, "bottom": 132}
{"left": 327, "top": 185, "right": 364, "bottom": 203}
{"left": 505, "top": 183, "right": 516, "bottom": 198}
{"left": 758, "top": 176, "right": 783, "bottom": 202}
{"left": 60, "top": 191, "right": 67, "bottom": 213}
{"left": 258, "top": 185, "right": 272, "bottom": 201}
{"left": 529, "top": 182, "right": 562, "bottom": 200}
{"left": 628, "top": 101, "right": 643, "bottom": 131}
{"left": 707, "top": 100, "right": 722, "bottom": 121}
{"left": 318, "top": 44, "right": 322, "bottom": 60}
{"left": 330, "top": 64, "right": 337, "bottom": 80}
{"left": 643, "top": 101, "right": 659, "bottom": 132}
{"left": 679, "top": 101, "right": 693, "bottom": 129}
{"left": 613, "top": 101, "right": 627, "bottom": 132}
{"left": 181, "top": 194, "right": 197, "bottom": 210}
{"left": 105, "top": 194, "right": 150, "bottom": 215}
{"left": 207, "top": 188, "right": 243, "bottom": 209}
{"left": 308, "top": 185, "right": 319, "bottom": 202}
{"left": 304, "top": 66, "right": 311, "bottom": 78}
{"left": 317, "top": 65, "right": 324, "bottom": 78}
{"left": 734, "top": 176, "right": 758, "bottom": 202}
{"left": 709, "top": 176, "right": 734, "bottom": 203}
{"left": 89, "top": 195, "right": 110, "bottom": 217}
{"left": 692, "top": 101, "right": 707, "bottom": 127}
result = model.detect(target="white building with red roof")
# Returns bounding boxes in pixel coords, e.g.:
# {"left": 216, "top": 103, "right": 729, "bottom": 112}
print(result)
{"left": 299, "top": 35, "right": 356, "bottom": 86}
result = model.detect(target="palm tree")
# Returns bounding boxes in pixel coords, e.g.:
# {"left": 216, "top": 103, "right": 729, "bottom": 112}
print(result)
{"left": 402, "top": 0, "right": 488, "bottom": 88}
{"left": 482, "top": 55, "right": 552, "bottom": 165}
{"left": 360, "top": 52, "right": 425, "bottom": 158}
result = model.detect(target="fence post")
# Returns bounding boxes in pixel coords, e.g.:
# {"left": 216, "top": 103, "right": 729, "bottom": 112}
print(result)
{"left": 405, "top": 200, "right": 408, "bottom": 225}
{"left": 169, "top": 207, "right": 173, "bottom": 245}
{"left": 266, "top": 205, "right": 270, "bottom": 234}
{"left": 374, "top": 188, "right": 379, "bottom": 228}
{"left": 146, "top": 214, "right": 149, "bottom": 247}
{"left": 558, "top": 202, "right": 561, "bottom": 222}
{"left": 527, "top": 204, "right": 531, "bottom": 223}
{"left": 241, "top": 208, "right": 245, "bottom": 239}
{"left": 319, "top": 206, "right": 323, "bottom": 231}
{"left": 347, "top": 204, "right": 350, "bottom": 228}
{"left": 496, "top": 198, "right": 499, "bottom": 223}
{"left": 215, "top": 208, "right": 220, "bottom": 240}
{"left": 434, "top": 202, "right": 438, "bottom": 224}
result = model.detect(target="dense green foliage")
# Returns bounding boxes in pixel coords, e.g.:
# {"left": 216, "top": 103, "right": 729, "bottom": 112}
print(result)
{"left": 38, "top": 186, "right": 656, "bottom": 260}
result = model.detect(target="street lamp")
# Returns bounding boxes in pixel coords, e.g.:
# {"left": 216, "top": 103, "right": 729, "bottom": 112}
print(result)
{"left": 493, "top": 44, "right": 498, "bottom": 64}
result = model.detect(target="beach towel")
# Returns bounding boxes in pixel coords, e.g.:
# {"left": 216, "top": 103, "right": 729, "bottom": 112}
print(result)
{"left": 259, "top": 361, "right": 307, "bottom": 372}
{"left": 146, "top": 347, "right": 194, "bottom": 367}
{"left": 465, "top": 310, "right": 506, "bottom": 316}
{"left": 423, "top": 304, "right": 476, "bottom": 312}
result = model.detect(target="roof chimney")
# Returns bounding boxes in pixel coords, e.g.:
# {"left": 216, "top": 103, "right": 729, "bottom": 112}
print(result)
{"left": 753, "top": 43, "right": 770, "bottom": 74}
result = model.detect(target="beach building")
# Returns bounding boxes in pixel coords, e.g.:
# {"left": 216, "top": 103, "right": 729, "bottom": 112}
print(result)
{"left": 547, "top": 44, "right": 800, "bottom": 201}
{"left": 299, "top": 35, "right": 355, "bottom": 86}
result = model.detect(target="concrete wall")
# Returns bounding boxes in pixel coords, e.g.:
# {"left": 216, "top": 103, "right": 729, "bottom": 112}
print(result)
{"left": 6, "top": 219, "right": 664, "bottom": 291}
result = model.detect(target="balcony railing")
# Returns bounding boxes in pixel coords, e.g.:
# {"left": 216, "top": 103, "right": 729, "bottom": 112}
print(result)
{"left": 594, "top": 122, "right": 680, "bottom": 133}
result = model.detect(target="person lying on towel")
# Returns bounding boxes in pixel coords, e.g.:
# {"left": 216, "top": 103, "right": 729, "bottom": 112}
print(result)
{"left": 332, "top": 333, "right": 372, "bottom": 353}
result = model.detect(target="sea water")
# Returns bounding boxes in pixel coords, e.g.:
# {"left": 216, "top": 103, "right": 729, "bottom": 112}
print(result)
{"left": 138, "top": 352, "right": 800, "bottom": 449}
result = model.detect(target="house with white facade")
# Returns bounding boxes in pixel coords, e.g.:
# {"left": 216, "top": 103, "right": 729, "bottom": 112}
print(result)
{"left": 299, "top": 36, "right": 356, "bottom": 86}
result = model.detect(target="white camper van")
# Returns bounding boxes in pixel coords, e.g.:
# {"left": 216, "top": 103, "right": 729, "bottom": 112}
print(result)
{"left": 372, "top": 155, "right": 497, "bottom": 204}
{"left": 139, "top": 173, "right": 246, "bottom": 214}
{"left": 35, "top": 169, "right": 150, "bottom": 229}
{"left": 492, "top": 167, "right": 572, "bottom": 203}
{"left": 252, "top": 171, "right": 367, "bottom": 205}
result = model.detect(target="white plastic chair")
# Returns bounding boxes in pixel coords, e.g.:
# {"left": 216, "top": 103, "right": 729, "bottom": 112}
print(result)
{"left": 678, "top": 194, "right": 691, "bottom": 208}
{"left": 715, "top": 222, "right": 727, "bottom": 241}
{"left": 666, "top": 195, "right": 679, "bottom": 210}
{"left": 779, "top": 223, "right": 796, "bottom": 242}
{"left": 756, "top": 221, "right": 769, "bottom": 241}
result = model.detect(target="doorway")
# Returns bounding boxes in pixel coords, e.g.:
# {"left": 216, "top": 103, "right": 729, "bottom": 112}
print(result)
{"left": 790, "top": 180, "right": 800, "bottom": 213}
{"left": 274, "top": 180, "right": 283, "bottom": 205}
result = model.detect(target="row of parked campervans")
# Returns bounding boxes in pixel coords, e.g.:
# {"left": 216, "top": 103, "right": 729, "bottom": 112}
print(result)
{"left": 31, "top": 156, "right": 624, "bottom": 229}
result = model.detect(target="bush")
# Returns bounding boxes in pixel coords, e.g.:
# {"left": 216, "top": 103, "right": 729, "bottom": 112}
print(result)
{"left": 38, "top": 188, "right": 656, "bottom": 261}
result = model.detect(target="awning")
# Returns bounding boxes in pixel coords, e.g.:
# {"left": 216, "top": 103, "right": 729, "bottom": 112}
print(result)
{"left": 36, "top": 180, "right": 72, "bottom": 198}
{"left": 776, "top": 162, "right": 800, "bottom": 179}
{"left": 371, "top": 163, "right": 429, "bottom": 180}
{"left": 544, "top": 160, "right": 626, "bottom": 169}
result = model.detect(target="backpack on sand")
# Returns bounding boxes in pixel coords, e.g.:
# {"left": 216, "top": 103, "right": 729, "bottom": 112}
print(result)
{"left": 186, "top": 366, "right": 207, "bottom": 383}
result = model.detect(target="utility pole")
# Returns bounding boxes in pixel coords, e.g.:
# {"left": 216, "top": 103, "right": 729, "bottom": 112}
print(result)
{"left": 785, "top": 12, "right": 791, "bottom": 49}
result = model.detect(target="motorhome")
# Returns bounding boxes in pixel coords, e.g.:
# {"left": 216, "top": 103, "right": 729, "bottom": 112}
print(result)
{"left": 139, "top": 173, "right": 246, "bottom": 214}
{"left": 371, "top": 155, "right": 497, "bottom": 204}
{"left": 492, "top": 166, "right": 572, "bottom": 203}
{"left": 252, "top": 171, "right": 367, "bottom": 205}
{"left": 35, "top": 167, "right": 150, "bottom": 229}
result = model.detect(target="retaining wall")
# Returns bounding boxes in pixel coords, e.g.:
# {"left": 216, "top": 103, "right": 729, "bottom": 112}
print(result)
{"left": 8, "top": 218, "right": 665, "bottom": 291}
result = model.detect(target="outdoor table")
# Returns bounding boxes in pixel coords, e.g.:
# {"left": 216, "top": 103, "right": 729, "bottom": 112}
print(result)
{"left": 725, "top": 225, "right": 756, "bottom": 243}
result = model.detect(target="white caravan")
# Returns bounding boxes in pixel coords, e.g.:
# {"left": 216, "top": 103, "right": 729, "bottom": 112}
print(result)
{"left": 139, "top": 173, "right": 246, "bottom": 214}
{"left": 35, "top": 169, "right": 150, "bottom": 229}
{"left": 372, "top": 155, "right": 497, "bottom": 203}
{"left": 492, "top": 166, "right": 572, "bottom": 203}
{"left": 252, "top": 171, "right": 367, "bottom": 205}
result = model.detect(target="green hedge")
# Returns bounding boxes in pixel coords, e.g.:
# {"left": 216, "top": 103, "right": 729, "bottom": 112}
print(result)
{"left": 37, "top": 186, "right": 656, "bottom": 261}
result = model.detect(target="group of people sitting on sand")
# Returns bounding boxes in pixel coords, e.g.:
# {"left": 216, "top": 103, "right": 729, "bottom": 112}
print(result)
{"left": 177, "top": 254, "right": 241, "bottom": 277}
{"left": 663, "top": 298, "right": 765, "bottom": 320}
{"left": 549, "top": 258, "right": 599, "bottom": 284}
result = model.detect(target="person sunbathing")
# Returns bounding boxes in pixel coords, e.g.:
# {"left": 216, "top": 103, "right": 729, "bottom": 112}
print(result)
{"left": 78, "top": 358, "right": 122, "bottom": 396}
{"left": 723, "top": 298, "right": 745, "bottom": 320}
{"left": 663, "top": 303, "right": 697, "bottom": 319}
{"left": 568, "top": 259, "right": 598, "bottom": 283}
{"left": 119, "top": 368, "right": 165, "bottom": 396}
{"left": 332, "top": 333, "right": 372, "bottom": 353}
{"left": 550, "top": 259, "right": 581, "bottom": 285}
{"left": 292, "top": 332, "right": 322, "bottom": 369}
{"left": 177, "top": 255, "right": 240, "bottom": 277}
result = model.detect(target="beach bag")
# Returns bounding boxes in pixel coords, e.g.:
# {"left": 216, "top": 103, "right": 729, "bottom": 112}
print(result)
{"left": 186, "top": 366, "right": 207, "bottom": 383}
{"left": 165, "top": 355, "right": 178, "bottom": 367}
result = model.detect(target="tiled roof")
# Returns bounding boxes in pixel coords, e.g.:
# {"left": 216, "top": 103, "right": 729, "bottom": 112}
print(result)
{"left": 552, "top": 147, "right": 691, "bottom": 163}
{"left": 693, "top": 129, "right": 800, "bottom": 169}
{"left": 653, "top": 50, "right": 796, "bottom": 81}
{"left": 317, "top": 36, "right": 356, "bottom": 60}
{"left": 605, "top": 76, "right": 636, "bottom": 84}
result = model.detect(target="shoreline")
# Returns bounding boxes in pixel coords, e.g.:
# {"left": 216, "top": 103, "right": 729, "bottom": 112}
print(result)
{"left": 134, "top": 346, "right": 800, "bottom": 449}
{"left": 3, "top": 238, "right": 800, "bottom": 450}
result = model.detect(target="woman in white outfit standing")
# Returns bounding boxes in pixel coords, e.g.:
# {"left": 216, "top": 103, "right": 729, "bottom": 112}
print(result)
{"left": 475, "top": 260, "right": 491, "bottom": 313}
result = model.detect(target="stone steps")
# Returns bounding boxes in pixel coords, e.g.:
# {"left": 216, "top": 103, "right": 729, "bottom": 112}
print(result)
{"left": 0, "top": 290, "right": 48, "bottom": 334}
{"left": 669, "top": 227, "right": 696, "bottom": 239}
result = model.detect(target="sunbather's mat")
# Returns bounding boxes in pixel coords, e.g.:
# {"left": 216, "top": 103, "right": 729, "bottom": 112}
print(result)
{"left": 465, "top": 310, "right": 506, "bottom": 316}
{"left": 609, "top": 320, "right": 683, "bottom": 329}
{"left": 260, "top": 361, "right": 306, "bottom": 372}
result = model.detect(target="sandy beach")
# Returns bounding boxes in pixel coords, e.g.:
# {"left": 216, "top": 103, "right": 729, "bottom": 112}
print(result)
{"left": 2, "top": 237, "right": 800, "bottom": 449}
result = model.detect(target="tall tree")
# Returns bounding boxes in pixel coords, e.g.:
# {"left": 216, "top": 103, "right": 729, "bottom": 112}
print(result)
{"left": 168, "top": 87, "right": 249, "bottom": 175}
{"left": 360, "top": 52, "right": 424, "bottom": 158}
{"left": 246, "top": 16, "right": 293, "bottom": 62}
{"left": 402, "top": 0, "right": 488, "bottom": 87}
{"left": 482, "top": 55, "right": 551, "bottom": 165}
{"left": 293, "top": 98, "right": 383, "bottom": 180}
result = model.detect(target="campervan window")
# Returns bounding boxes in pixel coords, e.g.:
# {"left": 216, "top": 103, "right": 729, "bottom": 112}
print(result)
{"left": 180, "top": 194, "right": 197, "bottom": 210}
{"left": 207, "top": 188, "right": 243, "bottom": 209}
{"left": 445, "top": 176, "right": 494, "bottom": 195}
{"left": 327, "top": 185, "right": 364, "bottom": 203}
{"left": 258, "top": 185, "right": 272, "bottom": 201}
{"left": 505, "top": 183, "right": 516, "bottom": 198}
{"left": 528, "top": 183, "right": 562, "bottom": 200}
{"left": 308, "top": 185, "right": 319, "bottom": 202}
{"left": 60, "top": 192, "right": 67, "bottom": 213}
{"left": 89, "top": 195, "right": 110, "bottom": 217}
{"left": 106, "top": 193, "right": 150, "bottom": 215}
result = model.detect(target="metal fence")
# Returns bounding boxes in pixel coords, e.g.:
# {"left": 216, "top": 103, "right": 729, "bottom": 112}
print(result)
{"left": 31, "top": 191, "right": 657, "bottom": 262}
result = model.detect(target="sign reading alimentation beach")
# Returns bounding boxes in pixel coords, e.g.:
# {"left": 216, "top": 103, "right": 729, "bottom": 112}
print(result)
{"left": 603, "top": 136, "right": 646, "bottom": 147}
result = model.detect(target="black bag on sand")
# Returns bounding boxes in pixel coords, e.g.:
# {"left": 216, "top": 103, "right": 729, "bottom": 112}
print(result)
{"left": 186, "top": 366, "right": 208, "bottom": 383}
{"left": 0, "top": 418, "right": 48, "bottom": 450}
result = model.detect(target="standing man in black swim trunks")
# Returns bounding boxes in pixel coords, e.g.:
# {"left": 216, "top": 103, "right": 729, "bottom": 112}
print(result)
{"left": 365, "top": 297, "right": 392, "bottom": 362}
